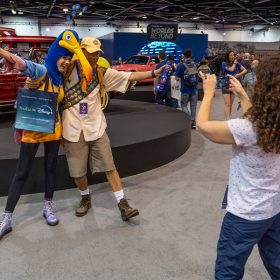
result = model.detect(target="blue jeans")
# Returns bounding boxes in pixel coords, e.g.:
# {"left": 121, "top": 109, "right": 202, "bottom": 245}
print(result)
{"left": 181, "top": 92, "right": 197, "bottom": 121}
{"left": 215, "top": 212, "right": 280, "bottom": 280}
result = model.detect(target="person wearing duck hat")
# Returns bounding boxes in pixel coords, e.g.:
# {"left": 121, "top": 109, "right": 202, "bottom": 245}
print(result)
{"left": 0, "top": 29, "right": 80, "bottom": 240}
{"left": 61, "top": 37, "right": 165, "bottom": 221}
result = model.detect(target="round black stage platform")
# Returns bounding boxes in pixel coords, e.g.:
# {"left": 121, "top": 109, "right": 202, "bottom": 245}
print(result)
{"left": 0, "top": 100, "right": 191, "bottom": 196}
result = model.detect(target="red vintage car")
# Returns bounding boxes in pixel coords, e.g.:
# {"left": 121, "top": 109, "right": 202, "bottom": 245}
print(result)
{"left": 0, "top": 48, "right": 49, "bottom": 113}
{"left": 112, "top": 54, "right": 159, "bottom": 83}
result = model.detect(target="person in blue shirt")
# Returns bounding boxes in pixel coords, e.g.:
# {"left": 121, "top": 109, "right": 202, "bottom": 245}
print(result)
{"left": 154, "top": 51, "right": 175, "bottom": 106}
{"left": 221, "top": 51, "right": 247, "bottom": 119}
{"left": 175, "top": 49, "right": 198, "bottom": 129}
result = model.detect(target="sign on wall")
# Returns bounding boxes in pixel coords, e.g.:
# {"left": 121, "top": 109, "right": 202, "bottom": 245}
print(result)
{"left": 147, "top": 24, "right": 178, "bottom": 42}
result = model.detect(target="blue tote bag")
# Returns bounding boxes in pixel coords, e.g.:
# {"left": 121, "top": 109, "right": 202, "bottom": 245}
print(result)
{"left": 15, "top": 77, "right": 58, "bottom": 134}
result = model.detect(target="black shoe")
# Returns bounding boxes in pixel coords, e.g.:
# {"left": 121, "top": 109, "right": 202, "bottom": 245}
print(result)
{"left": 191, "top": 121, "right": 196, "bottom": 130}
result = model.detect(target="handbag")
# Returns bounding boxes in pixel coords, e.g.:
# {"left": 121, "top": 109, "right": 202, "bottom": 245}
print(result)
{"left": 15, "top": 74, "right": 58, "bottom": 134}
{"left": 170, "top": 76, "right": 181, "bottom": 100}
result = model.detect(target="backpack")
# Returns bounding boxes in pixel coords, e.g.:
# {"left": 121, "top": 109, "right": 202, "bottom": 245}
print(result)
{"left": 183, "top": 61, "right": 199, "bottom": 87}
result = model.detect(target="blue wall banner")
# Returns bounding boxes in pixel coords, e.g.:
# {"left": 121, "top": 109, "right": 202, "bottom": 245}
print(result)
{"left": 15, "top": 88, "right": 58, "bottom": 134}
{"left": 147, "top": 24, "right": 178, "bottom": 41}
{"left": 99, "top": 32, "right": 208, "bottom": 63}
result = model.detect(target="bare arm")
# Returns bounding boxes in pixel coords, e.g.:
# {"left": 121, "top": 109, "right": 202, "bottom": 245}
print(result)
{"left": 234, "top": 65, "right": 247, "bottom": 78}
{"left": 228, "top": 75, "right": 251, "bottom": 113}
{"left": 129, "top": 66, "right": 164, "bottom": 81}
{"left": 0, "top": 47, "right": 26, "bottom": 71}
{"left": 0, "top": 47, "right": 15, "bottom": 63}
{"left": 196, "top": 73, "right": 235, "bottom": 144}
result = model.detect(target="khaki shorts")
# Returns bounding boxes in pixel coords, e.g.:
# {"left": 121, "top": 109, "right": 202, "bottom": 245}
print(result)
{"left": 63, "top": 131, "right": 116, "bottom": 178}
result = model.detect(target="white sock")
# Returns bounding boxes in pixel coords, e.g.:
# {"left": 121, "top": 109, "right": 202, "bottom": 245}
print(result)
{"left": 79, "top": 188, "right": 90, "bottom": 196}
{"left": 114, "top": 190, "right": 124, "bottom": 203}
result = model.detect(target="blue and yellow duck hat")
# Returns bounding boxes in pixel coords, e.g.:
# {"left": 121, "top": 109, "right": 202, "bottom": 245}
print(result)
{"left": 45, "top": 29, "right": 79, "bottom": 86}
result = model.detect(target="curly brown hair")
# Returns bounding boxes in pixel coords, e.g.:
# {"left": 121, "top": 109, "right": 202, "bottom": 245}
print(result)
{"left": 244, "top": 56, "right": 280, "bottom": 153}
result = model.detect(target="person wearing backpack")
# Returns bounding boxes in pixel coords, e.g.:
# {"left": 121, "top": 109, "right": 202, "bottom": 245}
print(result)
{"left": 175, "top": 49, "right": 199, "bottom": 129}
{"left": 154, "top": 51, "right": 175, "bottom": 106}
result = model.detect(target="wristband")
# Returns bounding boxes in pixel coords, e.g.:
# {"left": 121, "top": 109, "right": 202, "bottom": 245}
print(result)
{"left": 151, "top": 70, "right": 156, "bottom": 78}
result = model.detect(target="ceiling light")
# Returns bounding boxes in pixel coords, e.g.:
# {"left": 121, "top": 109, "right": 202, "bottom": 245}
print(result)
{"left": 223, "top": 32, "right": 226, "bottom": 36}
{"left": 156, "top": 5, "right": 168, "bottom": 11}
{"left": 63, "top": 8, "right": 68, "bottom": 12}
{"left": 215, "top": 20, "right": 219, "bottom": 23}
{"left": 255, "top": 0, "right": 272, "bottom": 4}
{"left": 11, "top": 9, "right": 16, "bottom": 14}
{"left": 193, "top": 17, "right": 200, "bottom": 20}
{"left": 239, "top": 18, "right": 256, "bottom": 24}
{"left": 79, "top": 12, "right": 82, "bottom": 16}
{"left": 18, "top": 11, "right": 23, "bottom": 14}
{"left": 46, "top": 27, "right": 50, "bottom": 32}
{"left": 142, "top": 15, "right": 147, "bottom": 19}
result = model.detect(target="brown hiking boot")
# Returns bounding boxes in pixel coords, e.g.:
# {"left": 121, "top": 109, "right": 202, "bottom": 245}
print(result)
{"left": 118, "top": 198, "right": 139, "bottom": 221}
{"left": 75, "top": 194, "right": 92, "bottom": 217}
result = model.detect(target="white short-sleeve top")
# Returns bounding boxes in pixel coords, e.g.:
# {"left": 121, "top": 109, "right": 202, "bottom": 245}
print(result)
{"left": 227, "top": 118, "right": 280, "bottom": 221}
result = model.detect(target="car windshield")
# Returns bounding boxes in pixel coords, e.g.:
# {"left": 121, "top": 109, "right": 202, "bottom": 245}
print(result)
{"left": 10, "top": 49, "right": 30, "bottom": 60}
{"left": 8, "top": 49, "right": 48, "bottom": 64}
{"left": 149, "top": 56, "right": 159, "bottom": 63}
{"left": 125, "top": 56, "right": 149, "bottom": 65}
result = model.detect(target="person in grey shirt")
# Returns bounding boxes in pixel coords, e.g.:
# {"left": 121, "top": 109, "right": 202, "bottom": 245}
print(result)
{"left": 243, "top": 59, "right": 259, "bottom": 97}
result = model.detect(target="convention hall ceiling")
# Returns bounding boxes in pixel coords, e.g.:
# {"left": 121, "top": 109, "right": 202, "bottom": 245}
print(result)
{"left": 0, "top": 0, "right": 279, "bottom": 26}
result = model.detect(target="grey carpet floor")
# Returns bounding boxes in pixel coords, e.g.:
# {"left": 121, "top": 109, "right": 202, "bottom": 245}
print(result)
{"left": 0, "top": 92, "right": 269, "bottom": 280}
